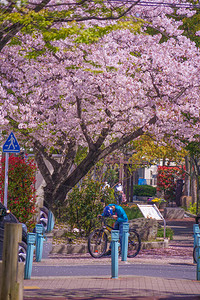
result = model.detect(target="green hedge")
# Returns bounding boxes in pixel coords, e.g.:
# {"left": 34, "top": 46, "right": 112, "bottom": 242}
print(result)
{"left": 133, "top": 185, "right": 156, "bottom": 196}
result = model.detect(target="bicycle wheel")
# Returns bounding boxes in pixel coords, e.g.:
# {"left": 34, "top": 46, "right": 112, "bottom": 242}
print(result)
{"left": 193, "top": 246, "right": 198, "bottom": 263}
{"left": 127, "top": 229, "right": 141, "bottom": 258}
{"left": 88, "top": 229, "right": 108, "bottom": 258}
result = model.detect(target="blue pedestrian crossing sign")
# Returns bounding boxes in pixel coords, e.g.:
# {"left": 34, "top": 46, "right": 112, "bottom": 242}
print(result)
{"left": 3, "top": 132, "right": 20, "bottom": 153}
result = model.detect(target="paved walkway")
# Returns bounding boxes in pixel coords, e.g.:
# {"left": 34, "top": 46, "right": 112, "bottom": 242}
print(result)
{"left": 23, "top": 217, "right": 200, "bottom": 300}
{"left": 24, "top": 275, "right": 200, "bottom": 300}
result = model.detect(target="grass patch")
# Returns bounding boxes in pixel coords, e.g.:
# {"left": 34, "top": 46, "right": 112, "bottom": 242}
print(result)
{"left": 157, "top": 227, "right": 174, "bottom": 240}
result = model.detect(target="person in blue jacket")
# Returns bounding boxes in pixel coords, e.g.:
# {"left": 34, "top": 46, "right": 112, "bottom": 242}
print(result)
{"left": 100, "top": 204, "right": 128, "bottom": 256}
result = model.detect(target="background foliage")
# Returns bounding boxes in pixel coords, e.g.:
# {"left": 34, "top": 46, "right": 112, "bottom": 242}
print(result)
{"left": 157, "top": 166, "right": 185, "bottom": 202}
{"left": 133, "top": 185, "right": 157, "bottom": 197}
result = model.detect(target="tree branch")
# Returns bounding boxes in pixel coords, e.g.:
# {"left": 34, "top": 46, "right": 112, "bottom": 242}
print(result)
{"left": 34, "top": 149, "right": 53, "bottom": 186}
{"left": 55, "top": 114, "right": 157, "bottom": 199}
{"left": 76, "top": 96, "right": 95, "bottom": 150}
{"left": 0, "top": 0, "right": 51, "bottom": 51}
{"left": 52, "top": 2, "right": 140, "bottom": 23}
{"left": 5, "top": 114, "right": 61, "bottom": 172}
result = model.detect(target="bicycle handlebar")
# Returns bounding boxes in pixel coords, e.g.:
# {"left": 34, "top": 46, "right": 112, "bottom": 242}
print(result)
{"left": 98, "top": 216, "right": 115, "bottom": 229}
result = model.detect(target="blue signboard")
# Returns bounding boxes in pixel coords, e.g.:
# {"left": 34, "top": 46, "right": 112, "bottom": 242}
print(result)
{"left": 3, "top": 132, "right": 20, "bottom": 153}
{"left": 138, "top": 178, "right": 147, "bottom": 185}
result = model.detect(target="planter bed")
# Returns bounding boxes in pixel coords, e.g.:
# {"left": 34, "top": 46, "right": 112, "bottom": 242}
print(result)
{"left": 50, "top": 239, "right": 169, "bottom": 255}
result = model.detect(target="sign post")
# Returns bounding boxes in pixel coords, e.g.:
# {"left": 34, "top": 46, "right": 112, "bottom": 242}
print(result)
{"left": 3, "top": 153, "right": 9, "bottom": 208}
{"left": 2, "top": 132, "right": 20, "bottom": 208}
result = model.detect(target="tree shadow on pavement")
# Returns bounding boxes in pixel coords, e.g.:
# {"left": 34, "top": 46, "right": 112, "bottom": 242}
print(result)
{"left": 23, "top": 287, "right": 200, "bottom": 300}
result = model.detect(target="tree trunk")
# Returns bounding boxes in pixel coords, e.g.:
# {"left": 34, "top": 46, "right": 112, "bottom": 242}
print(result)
{"left": 184, "top": 156, "right": 190, "bottom": 196}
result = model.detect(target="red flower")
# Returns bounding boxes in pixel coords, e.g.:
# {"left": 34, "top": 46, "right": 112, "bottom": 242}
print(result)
{"left": 0, "top": 155, "right": 37, "bottom": 231}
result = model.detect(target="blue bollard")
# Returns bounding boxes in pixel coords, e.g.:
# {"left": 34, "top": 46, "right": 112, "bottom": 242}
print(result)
{"left": 35, "top": 223, "right": 44, "bottom": 235}
{"left": 196, "top": 234, "right": 200, "bottom": 280}
{"left": 193, "top": 224, "right": 200, "bottom": 263}
{"left": 47, "top": 210, "right": 55, "bottom": 233}
{"left": 111, "top": 230, "right": 119, "bottom": 279}
{"left": 24, "top": 233, "right": 36, "bottom": 279}
{"left": 121, "top": 222, "right": 129, "bottom": 261}
{"left": 35, "top": 224, "right": 45, "bottom": 262}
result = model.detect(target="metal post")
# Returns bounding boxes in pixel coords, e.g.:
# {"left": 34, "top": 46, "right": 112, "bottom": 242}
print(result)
{"left": 196, "top": 234, "right": 200, "bottom": 280}
{"left": 193, "top": 224, "right": 200, "bottom": 263}
{"left": 3, "top": 153, "right": 9, "bottom": 208}
{"left": 24, "top": 233, "right": 36, "bottom": 280}
{"left": 163, "top": 218, "right": 166, "bottom": 239}
{"left": 47, "top": 210, "right": 54, "bottom": 233}
{"left": 121, "top": 222, "right": 129, "bottom": 261}
{"left": 111, "top": 230, "right": 119, "bottom": 279}
{"left": 1, "top": 223, "right": 22, "bottom": 300}
{"left": 35, "top": 224, "right": 44, "bottom": 262}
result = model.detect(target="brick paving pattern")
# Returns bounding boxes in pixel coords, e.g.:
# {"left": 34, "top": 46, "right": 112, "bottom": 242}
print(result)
{"left": 24, "top": 276, "right": 200, "bottom": 299}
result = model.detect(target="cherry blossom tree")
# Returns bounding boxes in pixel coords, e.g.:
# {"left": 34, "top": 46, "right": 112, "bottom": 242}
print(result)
{"left": 1, "top": 0, "right": 199, "bottom": 53}
{"left": 1, "top": 1, "right": 200, "bottom": 209}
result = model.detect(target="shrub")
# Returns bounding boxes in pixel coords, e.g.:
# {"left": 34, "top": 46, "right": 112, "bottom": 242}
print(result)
{"left": 0, "top": 155, "right": 37, "bottom": 230}
{"left": 123, "top": 205, "right": 143, "bottom": 220}
{"left": 66, "top": 178, "right": 115, "bottom": 235}
{"left": 157, "top": 227, "right": 174, "bottom": 240}
{"left": 188, "top": 203, "right": 196, "bottom": 215}
{"left": 157, "top": 166, "right": 185, "bottom": 202}
{"left": 133, "top": 185, "right": 156, "bottom": 197}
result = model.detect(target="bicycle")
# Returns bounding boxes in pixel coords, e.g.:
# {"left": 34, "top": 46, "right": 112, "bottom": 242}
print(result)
{"left": 88, "top": 216, "right": 141, "bottom": 258}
